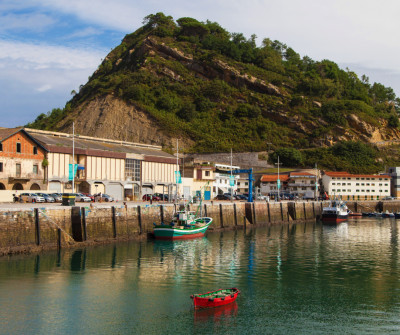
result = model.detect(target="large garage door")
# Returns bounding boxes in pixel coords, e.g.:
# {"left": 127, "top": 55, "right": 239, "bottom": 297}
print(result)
{"left": 183, "top": 186, "right": 191, "bottom": 200}
{"left": 106, "top": 183, "right": 123, "bottom": 202}
{"left": 49, "top": 181, "right": 61, "bottom": 193}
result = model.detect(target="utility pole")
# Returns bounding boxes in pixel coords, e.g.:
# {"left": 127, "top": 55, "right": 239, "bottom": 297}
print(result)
{"left": 315, "top": 163, "right": 318, "bottom": 201}
{"left": 275, "top": 156, "right": 282, "bottom": 201}
{"left": 72, "top": 122, "right": 75, "bottom": 193}
{"left": 230, "top": 148, "right": 233, "bottom": 201}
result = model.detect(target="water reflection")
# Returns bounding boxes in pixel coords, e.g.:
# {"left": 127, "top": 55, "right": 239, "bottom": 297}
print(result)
{"left": 193, "top": 302, "right": 238, "bottom": 327}
{"left": 0, "top": 219, "right": 400, "bottom": 334}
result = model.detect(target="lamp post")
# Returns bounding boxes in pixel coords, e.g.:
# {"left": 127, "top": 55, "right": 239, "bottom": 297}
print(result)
{"left": 275, "top": 156, "right": 282, "bottom": 201}
{"left": 315, "top": 163, "right": 318, "bottom": 201}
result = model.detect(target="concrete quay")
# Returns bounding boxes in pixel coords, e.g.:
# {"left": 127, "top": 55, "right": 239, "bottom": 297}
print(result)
{"left": 1, "top": 200, "right": 398, "bottom": 256}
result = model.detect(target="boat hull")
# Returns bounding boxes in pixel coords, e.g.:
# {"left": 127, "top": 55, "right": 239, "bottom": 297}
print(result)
{"left": 191, "top": 288, "right": 240, "bottom": 308}
{"left": 154, "top": 218, "right": 212, "bottom": 240}
{"left": 321, "top": 214, "right": 348, "bottom": 223}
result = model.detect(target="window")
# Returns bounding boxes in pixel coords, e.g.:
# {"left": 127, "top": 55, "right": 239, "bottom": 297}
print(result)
{"left": 0, "top": 143, "right": 2, "bottom": 151}
{"left": 348, "top": 189, "right": 351, "bottom": 192}
{"left": 347, "top": 183, "right": 351, "bottom": 185}
{"left": 356, "top": 190, "right": 359, "bottom": 192}
{"left": 205, "top": 171, "right": 210, "bottom": 177}
{"left": 33, "top": 164, "right": 38, "bottom": 174}
{"left": 356, "top": 183, "right": 359, "bottom": 186}
{"left": 33, "top": 146, "right": 38, "bottom": 155}
{"left": 0, "top": 162, "right": 3, "bottom": 172}
{"left": 356, "top": 178, "right": 360, "bottom": 180}
{"left": 332, "top": 182, "right": 336, "bottom": 185}
{"left": 125, "top": 159, "right": 140, "bottom": 181}
{"left": 361, "top": 183, "right": 365, "bottom": 186}
{"left": 332, "top": 189, "right": 336, "bottom": 192}
{"left": 16, "top": 163, "right": 21, "bottom": 177}
{"left": 16, "top": 142, "right": 21, "bottom": 153}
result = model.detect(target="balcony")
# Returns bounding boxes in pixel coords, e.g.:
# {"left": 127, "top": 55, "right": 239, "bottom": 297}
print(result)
{"left": 8, "top": 173, "right": 42, "bottom": 181}
{"left": 288, "top": 182, "right": 316, "bottom": 187}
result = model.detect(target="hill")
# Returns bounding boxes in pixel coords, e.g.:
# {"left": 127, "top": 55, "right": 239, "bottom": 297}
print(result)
{"left": 27, "top": 13, "right": 400, "bottom": 173}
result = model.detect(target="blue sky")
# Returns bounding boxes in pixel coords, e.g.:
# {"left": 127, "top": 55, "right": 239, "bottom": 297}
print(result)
{"left": 2, "top": 0, "right": 400, "bottom": 128}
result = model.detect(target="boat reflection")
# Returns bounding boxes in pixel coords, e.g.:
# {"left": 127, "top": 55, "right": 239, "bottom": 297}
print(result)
{"left": 194, "top": 301, "right": 238, "bottom": 326}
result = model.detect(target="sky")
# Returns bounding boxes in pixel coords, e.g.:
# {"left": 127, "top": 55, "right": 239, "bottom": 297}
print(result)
{"left": 1, "top": 0, "right": 400, "bottom": 128}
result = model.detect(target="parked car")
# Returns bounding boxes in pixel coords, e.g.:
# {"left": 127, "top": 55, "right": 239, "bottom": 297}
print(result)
{"left": 19, "top": 193, "right": 45, "bottom": 203}
{"left": 383, "top": 196, "right": 395, "bottom": 200}
{"left": 50, "top": 193, "right": 62, "bottom": 202}
{"left": 235, "top": 194, "right": 248, "bottom": 201}
{"left": 214, "top": 194, "right": 231, "bottom": 200}
{"left": 75, "top": 193, "right": 92, "bottom": 202}
{"left": 36, "top": 193, "right": 55, "bottom": 203}
{"left": 81, "top": 193, "right": 95, "bottom": 201}
{"left": 153, "top": 193, "right": 169, "bottom": 201}
{"left": 142, "top": 194, "right": 161, "bottom": 201}
{"left": 94, "top": 193, "right": 114, "bottom": 202}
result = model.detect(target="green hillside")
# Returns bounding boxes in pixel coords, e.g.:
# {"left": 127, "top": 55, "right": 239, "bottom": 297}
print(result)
{"left": 27, "top": 13, "right": 400, "bottom": 173}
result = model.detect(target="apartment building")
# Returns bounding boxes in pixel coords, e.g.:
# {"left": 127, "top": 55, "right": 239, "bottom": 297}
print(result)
{"left": 321, "top": 171, "right": 391, "bottom": 200}
{"left": 260, "top": 174, "right": 290, "bottom": 197}
{"left": 0, "top": 128, "right": 47, "bottom": 191}
{"left": 182, "top": 162, "right": 214, "bottom": 200}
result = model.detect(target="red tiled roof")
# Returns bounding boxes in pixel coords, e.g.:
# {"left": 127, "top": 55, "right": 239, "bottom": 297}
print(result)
{"left": 324, "top": 171, "right": 390, "bottom": 179}
{"left": 0, "top": 127, "right": 23, "bottom": 141}
{"left": 261, "top": 174, "right": 290, "bottom": 182}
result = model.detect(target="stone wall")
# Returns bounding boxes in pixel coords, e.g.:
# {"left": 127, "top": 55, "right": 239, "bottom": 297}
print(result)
{"left": 4, "top": 200, "right": 397, "bottom": 256}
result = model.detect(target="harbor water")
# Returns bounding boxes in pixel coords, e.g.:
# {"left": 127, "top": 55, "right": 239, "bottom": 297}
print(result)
{"left": 1, "top": 217, "right": 400, "bottom": 334}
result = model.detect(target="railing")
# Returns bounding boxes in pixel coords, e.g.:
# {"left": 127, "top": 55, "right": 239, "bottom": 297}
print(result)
{"left": 8, "top": 173, "right": 41, "bottom": 180}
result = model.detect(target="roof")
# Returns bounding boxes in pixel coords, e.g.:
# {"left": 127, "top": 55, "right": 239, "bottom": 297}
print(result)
{"left": 25, "top": 129, "right": 175, "bottom": 160}
{"left": 0, "top": 127, "right": 23, "bottom": 141}
{"left": 324, "top": 171, "right": 390, "bottom": 179}
{"left": 261, "top": 174, "right": 290, "bottom": 182}
{"left": 0, "top": 127, "right": 48, "bottom": 151}
{"left": 290, "top": 172, "right": 316, "bottom": 177}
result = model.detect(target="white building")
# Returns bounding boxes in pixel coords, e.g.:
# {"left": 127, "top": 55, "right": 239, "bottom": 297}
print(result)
{"left": 212, "top": 163, "right": 240, "bottom": 196}
{"left": 322, "top": 171, "right": 391, "bottom": 200}
{"left": 388, "top": 167, "right": 400, "bottom": 198}
{"left": 288, "top": 172, "right": 318, "bottom": 199}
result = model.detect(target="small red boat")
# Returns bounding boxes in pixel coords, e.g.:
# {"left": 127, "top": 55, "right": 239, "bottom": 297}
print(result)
{"left": 190, "top": 288, "right": 240, "bottom": 308}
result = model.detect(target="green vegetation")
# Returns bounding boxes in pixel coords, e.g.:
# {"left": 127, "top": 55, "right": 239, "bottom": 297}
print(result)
{"left": 27, "top": 12, "right": 400, "bottom": 172}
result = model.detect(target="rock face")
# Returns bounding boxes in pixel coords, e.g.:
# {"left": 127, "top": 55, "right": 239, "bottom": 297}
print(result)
{"left": 57, "top": 95, "right": 193, "bottom": 147}
{"left": 50, "top": 34, "right": 400, "bottom": 151}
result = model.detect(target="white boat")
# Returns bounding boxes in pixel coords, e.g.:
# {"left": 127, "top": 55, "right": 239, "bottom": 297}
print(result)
{"left": 322, "top": 200, "right": 349, "bottom": 223}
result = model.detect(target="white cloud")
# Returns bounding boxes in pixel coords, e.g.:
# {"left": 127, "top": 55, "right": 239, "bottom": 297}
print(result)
{"left": 0, "top": 39, "right": 105, "bottom": 127}
{"left": 0, "top": 40, "right": 103, "bottom": 70}
{"left": 0, "top": 12, "right": 56, "bottom": 32}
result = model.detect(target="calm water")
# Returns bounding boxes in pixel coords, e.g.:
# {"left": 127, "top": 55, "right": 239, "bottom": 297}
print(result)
{"left": 1, "top": 218, "right": 400, "bottom": 334}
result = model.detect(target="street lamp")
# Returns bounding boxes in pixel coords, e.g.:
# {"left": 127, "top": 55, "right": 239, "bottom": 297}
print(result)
{"left": 275, "top": 156, "right": 282, "bottom": 201}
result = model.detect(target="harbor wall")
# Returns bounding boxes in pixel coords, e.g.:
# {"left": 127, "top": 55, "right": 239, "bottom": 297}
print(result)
{"left": 2, "top": 200, "right": 399, "bottom": 256}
